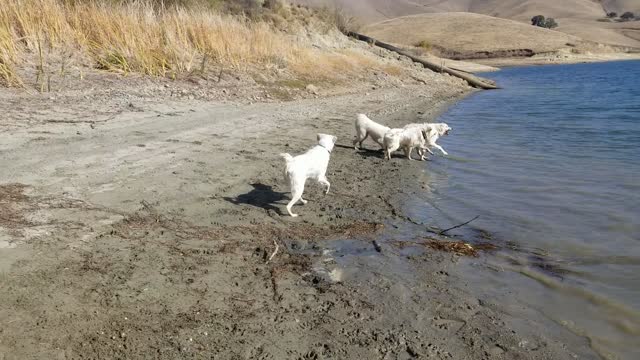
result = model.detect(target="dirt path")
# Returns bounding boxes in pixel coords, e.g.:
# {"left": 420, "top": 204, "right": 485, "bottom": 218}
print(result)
{"left": 0, "top": 85, "right": 597, "bottom": 359}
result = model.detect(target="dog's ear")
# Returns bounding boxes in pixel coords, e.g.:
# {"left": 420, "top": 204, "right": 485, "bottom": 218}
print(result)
{"left": 316, "top": 134, "right": 322, "bottom": 141}
{"left": 332, "top": 135, "right": 337, "bottom": 143}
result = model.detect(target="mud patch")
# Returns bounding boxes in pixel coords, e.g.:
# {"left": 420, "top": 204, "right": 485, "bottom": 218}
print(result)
{"left": 392, "top": 238, "right": 497, "bottom": 257}
{"left": 0, "top": 183, "right": 116, "bottom": 241}
{"left": 0, "top": 183, "right": 32, "bottom": 230}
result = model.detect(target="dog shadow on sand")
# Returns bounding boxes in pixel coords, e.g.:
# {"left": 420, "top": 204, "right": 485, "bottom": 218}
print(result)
{"left": 334, "top": 144, "right": 385, "bottom": 159}
{"left": 224, "top": 183, "right": 286, "bottom": 215}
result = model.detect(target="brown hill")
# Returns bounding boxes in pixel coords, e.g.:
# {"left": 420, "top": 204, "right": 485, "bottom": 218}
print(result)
{"left": 362, "top": 12, "right": 579, "bottom": 59}
{"left": 294, "top": 0, "right": 640, "bottom": 48}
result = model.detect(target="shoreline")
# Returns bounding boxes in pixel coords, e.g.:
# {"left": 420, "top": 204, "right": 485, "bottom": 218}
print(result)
{"left": 0, "top": 81, "right": 598, "bottom": 358}
{"left": 472, "top": 51, "right": 640, "bottom": 69}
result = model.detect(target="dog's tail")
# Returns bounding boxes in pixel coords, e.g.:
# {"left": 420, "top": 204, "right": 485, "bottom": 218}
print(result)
{"left": 279, "top": 153, "right": 293, "bottom": 181}
{"left": 279, "top": 153, "right": 293, "bottom": 163}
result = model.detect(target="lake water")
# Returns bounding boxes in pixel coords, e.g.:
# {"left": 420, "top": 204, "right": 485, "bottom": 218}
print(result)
{"left": 412, "top": 61, "right": 640, "bottom": 360}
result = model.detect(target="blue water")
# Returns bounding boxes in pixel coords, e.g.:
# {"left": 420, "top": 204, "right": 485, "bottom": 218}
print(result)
{"left": 413, "top": 61, "right": 640, "bottom": 360}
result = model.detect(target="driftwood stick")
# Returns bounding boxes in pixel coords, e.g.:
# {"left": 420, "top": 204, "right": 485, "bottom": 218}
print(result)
{"left": 372, "top": 240, "right": 382, "bottom": 253}
{"left": 267, "top": 239, "right": 279, "bottom": 263}
{"left": 347, "top": 32, "right": 499, "bottom": 90}
{"left": 438, "top": 215, "right": 480, "bottom": 235}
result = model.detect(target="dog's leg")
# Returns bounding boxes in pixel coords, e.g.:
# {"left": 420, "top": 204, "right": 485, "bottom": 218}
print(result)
{"left": 286, "top": 195, "right": 302, "bottom": 217}
{"left": 319, "top": 177, "right": 331, "bottom": 195}
{"left": 406, "top": 147, "right": 414, "bottom": 160}
{"left": 359, "top": 133, "right": 369, "bottom": 150}
{"left": 286, "top": 179, "right": 305, "bottom": 217}
{"left": 386, "top": 143, "right": 399, "bottom": 160}
{"left": 432, "top": 144, "right": 448, "bottom": 156}
{"left": 354, "top": 132, "right": 368, "bottom": 150}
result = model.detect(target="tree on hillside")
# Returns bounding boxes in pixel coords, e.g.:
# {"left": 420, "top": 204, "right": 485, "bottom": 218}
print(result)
{"left": 620, "top": 12, "right": 635, "bottom": 21}
{"left": 607, "top": 12, "right": 617, "bottom": 18}
{"left": 544, "top": 18, "right": 558, "bottom": 29}
{"left": 531, "top": 15, "right": 558, "bottom": 29}
{"left": 531, "top": 15, "right": 545, "bottom": 26}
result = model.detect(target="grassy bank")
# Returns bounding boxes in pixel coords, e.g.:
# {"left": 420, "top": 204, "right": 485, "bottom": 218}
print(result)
{"left": 0, "top": 0, "right": 391, "bottom": 88}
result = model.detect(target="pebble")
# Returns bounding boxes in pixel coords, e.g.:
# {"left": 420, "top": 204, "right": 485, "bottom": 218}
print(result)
{"left": 486, "top": 345, "right": 505, "bottom": 356}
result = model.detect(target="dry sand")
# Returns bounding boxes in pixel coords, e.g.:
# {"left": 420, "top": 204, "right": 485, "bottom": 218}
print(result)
{"left": 0, "top": 71, "right": 601, "bottom": 359}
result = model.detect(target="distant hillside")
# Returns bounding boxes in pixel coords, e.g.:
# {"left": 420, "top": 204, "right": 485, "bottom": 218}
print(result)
{"left": 363, "top": 12, "right": 578, "bottom": 59}
{"left": 295, "top": 0, "right": 640, "bottom": 22}
{"left": 293, "top": 0, "right": 640, "bottom": 48}
{"left": 602, "top": 0, "right": 640, "bottom": 14}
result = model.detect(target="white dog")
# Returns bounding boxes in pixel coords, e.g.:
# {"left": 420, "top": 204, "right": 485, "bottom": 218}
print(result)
{"left": 404, "top": 122, "right": 451, "bottom": 157}
{"left": 353, "top": 113, "right": 390, "bottom": 150}
{"left": 383, "top": 127, "right": 428, "bottom": 160}
{"left": 280, "top": 134, "right": 337, "bottom": 217}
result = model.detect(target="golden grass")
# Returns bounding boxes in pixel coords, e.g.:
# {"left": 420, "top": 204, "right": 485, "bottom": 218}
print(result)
{"left": 0, "top": 0, "right": 330, "bottom": 86}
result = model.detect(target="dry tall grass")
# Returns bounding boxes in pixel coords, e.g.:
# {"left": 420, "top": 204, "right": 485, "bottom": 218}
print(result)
{"left": 1, "top": 0, "right": 387, "bottom": 87}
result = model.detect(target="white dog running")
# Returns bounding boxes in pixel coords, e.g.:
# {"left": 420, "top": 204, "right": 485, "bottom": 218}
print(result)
{"left": 353, "top": 114, "right": 390, "bottom": 150}
{"left": 280, "top": 134, "right": 337, "bottom": 217}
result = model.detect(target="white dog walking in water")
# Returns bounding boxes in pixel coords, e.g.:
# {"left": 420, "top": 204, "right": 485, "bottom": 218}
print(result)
{"left": 383, "top": 127, "right": 428, "bottom": 160}
{"left": 404, "top": 122, "right": 452, "bottom": 156}
{"left": 280, "top": 134, "right": 337, "bottom": 217}
{"left": 353, "top": 114, "right": 390, "bottom": 150}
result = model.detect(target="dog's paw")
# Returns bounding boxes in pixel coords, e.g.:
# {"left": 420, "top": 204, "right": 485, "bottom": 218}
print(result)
{"left": 290, "top": 214, "right": 299, "bottom": 217}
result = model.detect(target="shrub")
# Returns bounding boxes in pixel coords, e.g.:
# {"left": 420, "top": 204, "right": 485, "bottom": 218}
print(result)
{"left": 544, "top": 18, "right": 558, "bottom": 29}
{"left": 330, "top": 6, "right": 360, "bottom": 34}
{"left": 531, "top": 15, "right": 545, "bottom": 26}
{"left": 531, "top": 15, "right": 558, "bottom": 29}
{"left": 607, "top": 12, "right": 617, "bottom": 18}
{"left": 414, "top": 40, "right": 432, "bottom": 50}
{"left": 620, "top": 12, "right": 635, "bottom": 21}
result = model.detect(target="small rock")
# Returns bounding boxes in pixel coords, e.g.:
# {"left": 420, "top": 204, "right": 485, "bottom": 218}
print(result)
{"left": 486, "top": 345, "right": 505, "bottom": 356}
{"left": 306, "top": 84, "right": 319, "bottom": 95}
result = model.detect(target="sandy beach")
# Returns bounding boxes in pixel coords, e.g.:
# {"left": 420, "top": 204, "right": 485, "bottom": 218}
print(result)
{"left": 0, "top": 77, "right": 600, "bottom": 359}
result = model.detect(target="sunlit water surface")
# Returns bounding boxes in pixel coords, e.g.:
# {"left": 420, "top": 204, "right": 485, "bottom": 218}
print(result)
{"left": 408, "top": 60, "right": 640, "bottom": 360}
